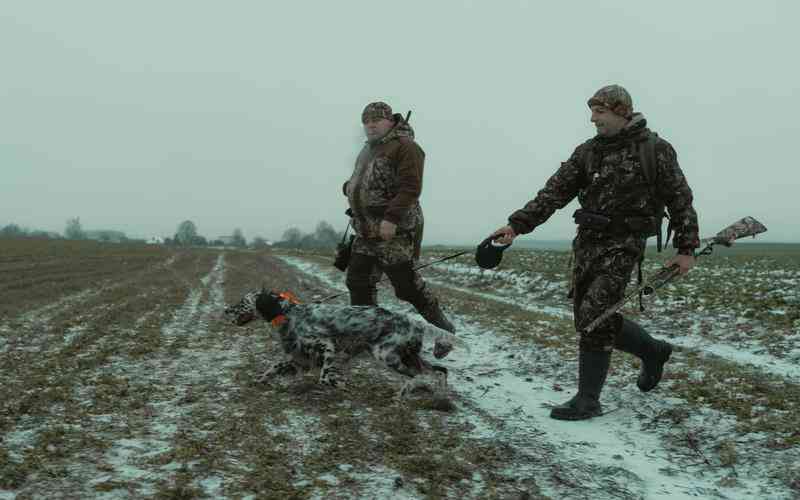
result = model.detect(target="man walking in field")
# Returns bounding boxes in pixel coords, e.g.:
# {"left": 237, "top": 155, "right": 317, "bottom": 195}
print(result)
{"left": 491, "top": 85, "right": 700, "bottom": 420}
{"left": 342, "top": 101, "right": 455, "bottom": 334}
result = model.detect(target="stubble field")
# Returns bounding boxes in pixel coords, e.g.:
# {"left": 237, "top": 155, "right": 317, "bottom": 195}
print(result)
{"left": 1, "top": 239, "right": 798, "bottom": 499}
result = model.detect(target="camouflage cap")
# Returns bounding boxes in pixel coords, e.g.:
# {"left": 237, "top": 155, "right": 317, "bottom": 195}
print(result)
{"left": 587, "top": 85, "right": 633, "bottom": 118}
{"left": 361, "top": 101, "right": 393, "bottom": 123}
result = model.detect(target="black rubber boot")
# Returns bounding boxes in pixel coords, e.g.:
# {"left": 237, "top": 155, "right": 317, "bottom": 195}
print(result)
{"left": 550, "top": 349, "right": 611, "bottom": 421}
{"left": 614, "top": 318, "right": 672, "bottom": 392}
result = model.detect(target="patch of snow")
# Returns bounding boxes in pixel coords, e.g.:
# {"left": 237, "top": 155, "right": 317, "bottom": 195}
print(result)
{"left": 659, "top": 323, "right": 800, "bottom": 381}
{"left": 100, "top": 254, "right": 229, "bottom": 495}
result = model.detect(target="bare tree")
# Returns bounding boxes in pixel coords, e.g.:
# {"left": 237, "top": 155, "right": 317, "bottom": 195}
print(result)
{"left": 314, "top": 221, "right": 339, "bottom": 247}
{"left": 64, "top": 217, "right": 86, "bottom": 240}
{"left": 231, "top": 228, "right": 246, "bottom": 248}
{"left": 281, "top": 227, "right": 303, "bottom": 246}
{"left": 175, "top": 220, "right": 198, "bottom": 246}
{"left": 0, "top": 224, "right": 25, "bottom": 239}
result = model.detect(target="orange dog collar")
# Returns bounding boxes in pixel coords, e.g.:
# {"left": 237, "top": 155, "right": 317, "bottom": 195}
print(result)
{"left": 270, "top": 291, "right": 301, "bottom": 327}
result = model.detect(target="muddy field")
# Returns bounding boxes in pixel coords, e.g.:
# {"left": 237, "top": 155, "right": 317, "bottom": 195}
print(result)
{"left": 1, "top": 239, "right": 799, "bottom": 499}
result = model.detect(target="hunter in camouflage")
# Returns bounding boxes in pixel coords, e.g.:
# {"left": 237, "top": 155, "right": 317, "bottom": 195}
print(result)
{"left": 491, "top": 85, "right": 700, "bottom": 421}
{"left": 342, "top": 101, "right": 455, "bottom": 334}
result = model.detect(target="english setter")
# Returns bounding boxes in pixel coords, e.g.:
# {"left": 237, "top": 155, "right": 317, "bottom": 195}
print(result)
{"left": 224, "top": 289, "right": 459, "bottom": 396}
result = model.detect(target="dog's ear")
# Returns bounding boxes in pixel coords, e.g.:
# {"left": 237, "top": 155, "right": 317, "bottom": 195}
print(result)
{"left": 255, "top": 289, "right": 284, "bottom": 321}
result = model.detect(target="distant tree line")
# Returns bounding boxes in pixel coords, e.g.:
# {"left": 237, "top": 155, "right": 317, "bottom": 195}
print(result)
{"left": 273, "top": 221, "right": 343, "bottom": 249}
{"left": 0, "top": 217, "right": 286, "bottom": 250}
{"left": 166, "top": 220, "right": 252, "bottom": 248}
{"left": 0, "top": 223, "right": 60, "bottom": 240}
{"left": 1, "top": 218, "right": 137, "bottom": 242}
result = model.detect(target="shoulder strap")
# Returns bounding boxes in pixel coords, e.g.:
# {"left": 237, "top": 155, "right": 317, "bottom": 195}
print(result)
{"left": 582, "top": 141, "right": 595, "bottom": 186}
{"left": 585, "top": 148, "right": 593, "bottom": 169}
{"left": 639, "top": 131, "right": 658, "bottom": 186}
{"left": 638, "top": 132, "right": 669, "bottom": 251}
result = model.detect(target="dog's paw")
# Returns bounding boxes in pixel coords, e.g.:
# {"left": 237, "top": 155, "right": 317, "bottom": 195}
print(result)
{"left": 433, "top": 339, "right": 454, "bottom": 359}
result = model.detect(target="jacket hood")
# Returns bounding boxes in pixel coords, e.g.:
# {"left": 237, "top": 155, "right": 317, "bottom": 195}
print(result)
{"left": 594, "top": 112, "right": 649, "bottom": 147}
{"left": 369, "top": 113, "right": 415, "bottom": 145}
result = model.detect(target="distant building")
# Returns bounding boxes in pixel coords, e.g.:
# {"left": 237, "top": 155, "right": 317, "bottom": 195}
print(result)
{"left": 147, "top": 236, "right": 165, "bottom": 245}
{"left": 218, "top": 236, "right": 235, "bottom": 246}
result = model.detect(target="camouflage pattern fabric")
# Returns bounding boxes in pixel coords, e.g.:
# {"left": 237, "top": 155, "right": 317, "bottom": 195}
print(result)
{"left": 351, "top": 232, "right": 418, "bottom": 266}
{"left": 361, "top": 101, "right": 394, "bottom": 123}
{"left": 344, "top": 117, "right": 424, "bottom": 247}
{"left": 571, "top": 232, "right": 645, "bottom": 351}
{"left": 709, "top": 216, "right": 768, "bottom": 246}
{"left": 508, "top": 114, "right": 700, "bottom": 251}
{"left": 587, "top": 84, "right": 634, "bottom": 118}
{"left": 506, "top": 113, "right": 700, "bottom": 351}
{"left": 343, "top": 109, "right": 446, "bottom": 321}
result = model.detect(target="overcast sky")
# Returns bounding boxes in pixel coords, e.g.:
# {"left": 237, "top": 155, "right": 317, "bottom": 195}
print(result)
{"left": 2, "top": 1, "right": 797, "bottom": 244}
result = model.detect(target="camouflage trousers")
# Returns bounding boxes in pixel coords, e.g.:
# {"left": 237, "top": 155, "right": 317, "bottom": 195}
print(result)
{"left": 345, "top": 234, "right": 437, "bottom": 311}
{"left": 571, "top": 233, "right": 645, "bottom": 352}
{"left": 350, "top": 229, "right": 420, "bottom": 265}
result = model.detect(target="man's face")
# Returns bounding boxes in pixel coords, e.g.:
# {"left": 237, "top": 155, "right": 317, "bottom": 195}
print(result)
{"left": 363, "top": 117, "right": 395, "bottom": 141}
{"left": 590, "top": 105, "right": 629, "bottom": 137}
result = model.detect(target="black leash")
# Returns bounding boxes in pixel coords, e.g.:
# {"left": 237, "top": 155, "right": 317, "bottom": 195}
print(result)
{"left": 314, "top": 249, "right": 470, "bottom": 304}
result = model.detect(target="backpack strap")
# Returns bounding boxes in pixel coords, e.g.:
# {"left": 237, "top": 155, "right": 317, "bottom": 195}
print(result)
{"left": 637, "top": 131, "right": 670, "bottom": 252}
{"left": 584, "top": 147, "right": 595, "bottom": 185}
{"left": 640, "top": 132, "right": 657, "bottom": 185}
{"left": 635, "top": 132, "right": 665, "bottom": 312}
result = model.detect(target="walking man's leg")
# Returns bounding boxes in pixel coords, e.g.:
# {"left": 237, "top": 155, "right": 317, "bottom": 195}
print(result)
{"left": 383, "top": 260, "right": 455, "bottom": 334}
{"left": 346, "top": 253, "right": 380, "bottom": 306}
{"left": 551, "top": 249, "right": 637, "bottom": 421}
{"left": 614, "top": 316, "right": 672, "bottom": 392}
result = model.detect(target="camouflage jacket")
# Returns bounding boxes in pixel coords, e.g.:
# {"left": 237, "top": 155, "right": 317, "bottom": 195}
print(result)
{"left": 508, "top": 114, "right": 700, "bottom": 252}
{"left": 343, "top": 117, "right": 424, "bottom": 239}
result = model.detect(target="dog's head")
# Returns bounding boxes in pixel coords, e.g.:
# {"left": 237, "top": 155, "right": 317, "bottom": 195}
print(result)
{"left": 224, "top": 289, "right": 296, "bottom": 326}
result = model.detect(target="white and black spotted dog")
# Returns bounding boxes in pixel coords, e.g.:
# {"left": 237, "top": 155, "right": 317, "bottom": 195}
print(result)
{"left": 224, "top": 289, "right": 460, "bottom": 396}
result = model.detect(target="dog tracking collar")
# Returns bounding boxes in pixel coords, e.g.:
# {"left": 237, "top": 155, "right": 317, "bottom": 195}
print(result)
{"left": 270, "top": 291, "right": 302, "bottom": 327}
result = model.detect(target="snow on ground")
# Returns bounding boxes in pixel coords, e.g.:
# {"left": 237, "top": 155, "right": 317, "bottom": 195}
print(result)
{"left": 422, "top": 258, "right": 800, "bottom": 383}
{"left": 95, "top": 254, "right": 231, "bottom": 496}
{"left": 4, "top": 250, "right": 795, "bottom": 498}
{"left": 1, "top": 255, "right": 179, "bottom": 356}
{"left": 658, "top": 322, "right": 800, "bottom": 381}
{"left": 277, "top": 255, "right": 793, "bottom": 500}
